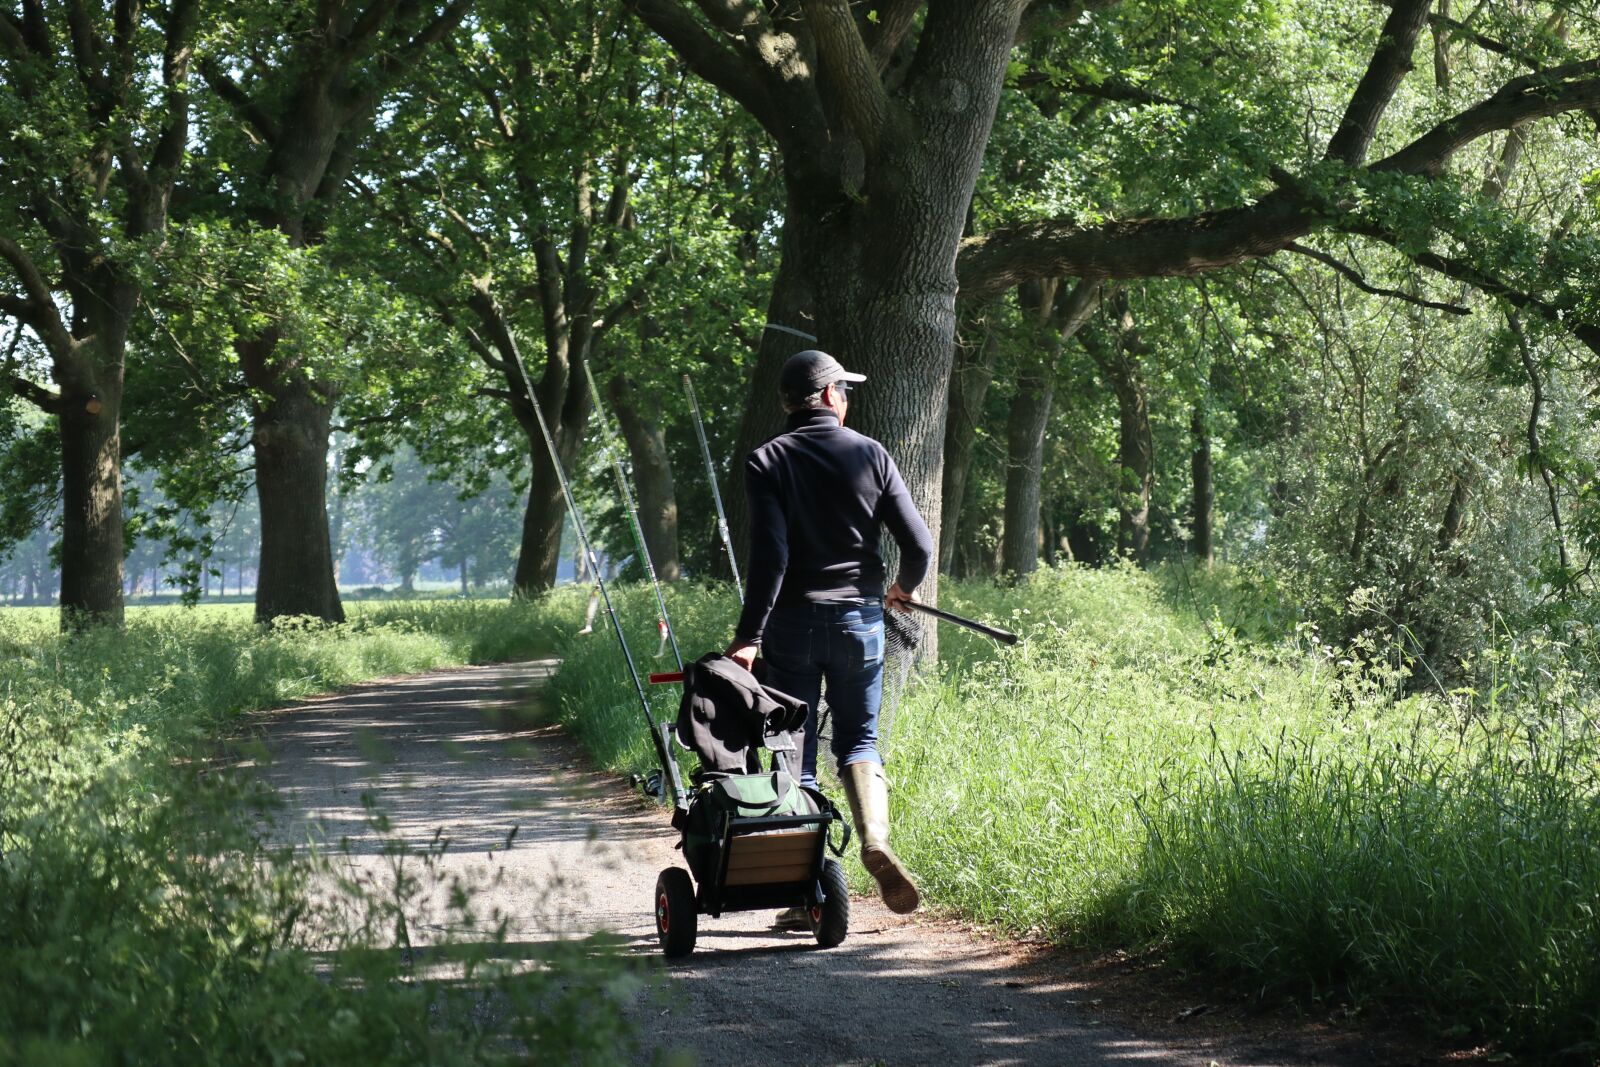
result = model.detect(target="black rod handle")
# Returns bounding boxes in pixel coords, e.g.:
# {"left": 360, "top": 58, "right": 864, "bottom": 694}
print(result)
{"left": 901, "top": 601, "right": 1019, "bottom": 645}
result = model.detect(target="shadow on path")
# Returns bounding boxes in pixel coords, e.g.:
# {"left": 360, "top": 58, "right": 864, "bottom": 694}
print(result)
{"left": 248, "top": 660, "right": 1384, "bottom": 1067}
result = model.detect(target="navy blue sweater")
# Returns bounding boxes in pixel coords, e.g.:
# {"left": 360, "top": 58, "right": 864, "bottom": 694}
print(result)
{"left": 734, "top": 410, "right": 934, "bottom": 645}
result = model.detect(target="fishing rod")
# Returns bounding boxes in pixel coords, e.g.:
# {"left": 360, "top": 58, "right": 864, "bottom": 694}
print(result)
{"left": 900, "top": 600, "right": 1019, "bottom": 645}
{"left": 682, "top": 374, "right": 742, "bottom": 599}
{"left": 506, "top": 335, "right": 686, "bottom": 812}
{"left": 583, "top": 364, "right": 682, "bottom": 671}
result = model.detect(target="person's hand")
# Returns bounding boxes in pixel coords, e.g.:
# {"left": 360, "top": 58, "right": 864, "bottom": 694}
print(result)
{"left": 885, "top": 582, "right": 916, "bottom": 613}
{"left": 725, "top": 641, "right": 758, "bottom": 671}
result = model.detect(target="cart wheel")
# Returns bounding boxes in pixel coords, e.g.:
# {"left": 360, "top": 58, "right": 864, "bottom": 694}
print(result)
{"left": 655, "top": 867, "right": 697, "bottom": 958}
{"left": 810, "top": 858, "right": 849, "bottom": 948}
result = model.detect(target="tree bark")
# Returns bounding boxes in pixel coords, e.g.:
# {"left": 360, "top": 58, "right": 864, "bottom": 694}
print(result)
{"left": 608, "top": 372, "right": 681, "bottom": 582}
{"left": 1000, "top": 279, "right": 1060, "bottom": 579}
{"left": 999, "top": 279, "right": 1099, "bottom": 578}
{"left": 724, "top": 200, "right": 827, "bottom": 560}
{"left": 1191, "top": 402, "right": 1213, "bottom": 564}
{"left": 203, "top": 4, "right": 468, "bottom": 623}
{"left": 55, "top": 336, "right": 127, "bottom": 628}
{"left": 513, "top": 406, "right": 587, "bottom": 594}
{"left": 1001, "top": 360, "right": 1053, "bottom": 579}
{"left": 685, "top": 0, "right": 1028, "bottom": 663}
{"left": 939, "top": 328, "right": 1000, "bottom": 574}
{"left": 251, "top": 375, "right": 343, "bottom": 623}
{"left": 1116, "top": 375, "right": 1154, "bottom": 563}
{"left": 0, "top": 0, "right": 197, "bottom": 629}
{"left": 1083, "top": 295, "right": 1153, "bottom": 563}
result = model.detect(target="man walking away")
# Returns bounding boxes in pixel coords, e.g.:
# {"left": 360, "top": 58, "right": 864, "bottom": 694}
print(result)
{"left": 725, "top": 349, "right": 933, "bottom": 915}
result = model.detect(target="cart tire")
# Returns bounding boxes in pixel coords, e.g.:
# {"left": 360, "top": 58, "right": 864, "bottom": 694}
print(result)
{"left": 655, "top": 868, "right": 697, "bottom": 958}
{"left": 810, "top": 858, "right": 849, "bottom": 948}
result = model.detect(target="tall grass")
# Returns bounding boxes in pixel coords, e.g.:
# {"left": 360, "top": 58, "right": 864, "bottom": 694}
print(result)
{"left": 0, "top": 598, "right": 642, "bottom": 1066}
{"left": 541, "top": 563, "right": 1600, "bottom": 1057}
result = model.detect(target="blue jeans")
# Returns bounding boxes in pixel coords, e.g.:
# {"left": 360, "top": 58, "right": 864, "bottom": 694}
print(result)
{"left": 760, "top": 601, "right": 885, "bottom": 789}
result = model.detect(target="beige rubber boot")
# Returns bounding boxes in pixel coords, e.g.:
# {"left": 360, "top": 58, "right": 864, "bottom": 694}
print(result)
{"left": 841, "top": 761, "right": 920, "bottom": 914}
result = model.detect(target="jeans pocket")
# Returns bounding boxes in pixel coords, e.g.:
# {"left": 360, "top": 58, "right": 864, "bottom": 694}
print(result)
{"left": 845, "top": 619, "right": 884, "bottom": 669}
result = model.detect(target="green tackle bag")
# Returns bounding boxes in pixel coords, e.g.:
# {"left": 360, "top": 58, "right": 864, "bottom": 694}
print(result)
{"left": 682, "top": 770, "right": 819, "bottom": 886}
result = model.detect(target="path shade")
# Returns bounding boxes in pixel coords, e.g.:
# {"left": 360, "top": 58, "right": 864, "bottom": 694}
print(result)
{"left": 252, "top": 660, "right": 1355, "bottom": 1067}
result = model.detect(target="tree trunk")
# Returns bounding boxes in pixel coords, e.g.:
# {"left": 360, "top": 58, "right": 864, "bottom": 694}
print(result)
{"left": 1001, "top": 360, "right": 1052, "bottom": 579}
{"left": 939, "top": 328, "right": 1000, "bottom": 574}
{"left": 1113, "top": 370, "right": 1153, "bottom": 563}
{"left": 251, "top": 376, "right": 344, "bottom": 624}
{"left": 608, "top": 372, "right": 681, "bottom": 582}
{"left": 1001, "top": 279, "right": 1057, "bottom": 582}
{"left": 1191, "top": 402, "right": 1213, "bottom": 563}
{"left": 1083, "top": 296, "right": 1153, "bottom": 564}
{"left": 997, "top": 279, "right": 1097, "bottom": 579}
{"left": 512, "top": 387, "right": 590, "bottom": 595}
{"left": 639, "top": 0, "right": 1028, "bottom": 663}
{"left": 57, "top": 369, "right": 125, "bottom": 628}
{"left": 460, "top": 557, "right": 469, "bottom": 596}
{"left": 724, "top": 201, "right": 827, "bottom": 561}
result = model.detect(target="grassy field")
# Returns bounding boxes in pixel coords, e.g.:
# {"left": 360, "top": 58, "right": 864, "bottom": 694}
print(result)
{"left": 536, "top": 565, "right": 1600, "bottom": 1059}
{"left": 0, "top": 597, "right": 642, "bottom": 1066}
{"left": 11, "top": 570, "right": 1598, "bottom": 1060}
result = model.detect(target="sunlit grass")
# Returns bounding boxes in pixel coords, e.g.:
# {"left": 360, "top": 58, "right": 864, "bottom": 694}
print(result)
{"left": 0, "top": 596, "right": 639, "bottom": 1066}
{"left": 542, "top": 563, "right": 1600, "bottom": 1055}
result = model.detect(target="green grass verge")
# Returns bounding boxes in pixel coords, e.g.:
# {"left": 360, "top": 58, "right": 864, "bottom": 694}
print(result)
{"left": 539, "top": 564, "right": 1600, "bottom": 1058}
{"left": 1, "top": 597, "right": 644, "bottom": 1066}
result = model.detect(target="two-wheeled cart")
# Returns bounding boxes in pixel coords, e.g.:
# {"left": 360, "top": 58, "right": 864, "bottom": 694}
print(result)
{"left": 647, "top": 667, "right": 848, "bottom": 958}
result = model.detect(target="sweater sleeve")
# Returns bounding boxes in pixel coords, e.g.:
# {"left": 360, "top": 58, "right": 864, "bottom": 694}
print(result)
{"left": 877, "top": 452, "right": 933, "bottom": 592}
{"left": 733, "top": 453, "right": 788, "bottom": 645}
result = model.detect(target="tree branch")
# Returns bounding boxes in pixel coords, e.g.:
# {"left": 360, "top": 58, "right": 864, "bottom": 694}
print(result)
{"left": 0, "top": 11, "right": 29, "bottom": 57}
{"left": 63, "top": 0, "right": 112, "bottom": 118}
{"left": 198, "top": 57, "right": 281, "bottom": 146}
{"left": 343, "top": 0, "right": 406, "bottom": 57}
{"left": 1372, "top": 0, "right": 1535, "bottom": 68}
{"left": 1012, "top": 71, "right": 1198, "bottom": 114}
{"left": 1508, "top": 311, "right": 1570, "bottom": 578}
{"left": 1373, "top": 58, "right": 1600, "bottom": 177}
{"left": 1363, "top": 229, "right": 1600, "bottom": 357}
{"left": 689, "top": 0, "right": 753, "bottom": 35}
{"left": 1326, "top": 0, "right": 1432, "bottom": 164}
{"left": 801, "top": 0, "right": 894, "bottom": 155}
{"left": 1286, "top": 242, "right": 1470, "bottom": 315}
{"left": 369, "top": 0, "right": 470, "bottom": 92}
{"left": 1055, "top": 277, "right": 1101, "bottom": 338}
{"left": 628, "top": 0, "right": 783, "bottom": 141}
{"left": 0, "top": 294, "right": 36, "bottom": 321}
{"left": 17, "top": 0, "right": 48, "bottom": 54}
{"left": 9, "top": 374, "right": 63, "bottom": 413}
{"left": 0, "top": 235, "right": 73, "bottom": 356}
{"left": 866, "top": 0, "right": 923, "bottom": 72}
{"left": 150, "top": 0, "right": 200, "bottom": 177}
{"left": 959, "top": 61, "right": 1600, "bottom": 296}
{"left": 593, "top": 247, "right": 676, "bottom": 336}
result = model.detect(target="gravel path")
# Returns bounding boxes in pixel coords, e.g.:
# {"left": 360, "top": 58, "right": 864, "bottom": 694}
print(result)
{"left": 252, "top": 661, "right": 1378, "bottom": 1067}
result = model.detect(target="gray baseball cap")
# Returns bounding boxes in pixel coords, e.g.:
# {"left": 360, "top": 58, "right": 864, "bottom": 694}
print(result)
{"left": 779, "top": 349, "right": 867, "bottom": 397}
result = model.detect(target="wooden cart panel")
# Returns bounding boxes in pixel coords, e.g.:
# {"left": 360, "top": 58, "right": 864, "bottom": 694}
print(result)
{"left": 722, "top": 829, "right": 823, "bottom": 886}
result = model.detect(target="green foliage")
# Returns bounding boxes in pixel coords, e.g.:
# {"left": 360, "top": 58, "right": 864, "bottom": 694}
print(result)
{"left": 545, "top": 569, "right": 1600, "bottom": 1055}
{"left": 0, "top": 600, "right": 641, "bottom": 1065}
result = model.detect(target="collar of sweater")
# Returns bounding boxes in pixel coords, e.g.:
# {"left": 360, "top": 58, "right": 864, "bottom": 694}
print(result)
{"left": 784, "top": 409, "right": 841, "bottom": 431}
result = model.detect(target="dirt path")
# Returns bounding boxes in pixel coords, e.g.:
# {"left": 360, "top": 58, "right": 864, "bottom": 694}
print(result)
{"left": 252, "top": 661, "right": 1396, "bottom": 1067}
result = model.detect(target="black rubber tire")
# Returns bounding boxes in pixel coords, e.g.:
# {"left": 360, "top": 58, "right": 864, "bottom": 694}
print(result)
{"left": 655, "top": 867, "right": 697, "bottom": 958}
{"left": 810, "top": 858, "right": 849, "bottom": 948}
